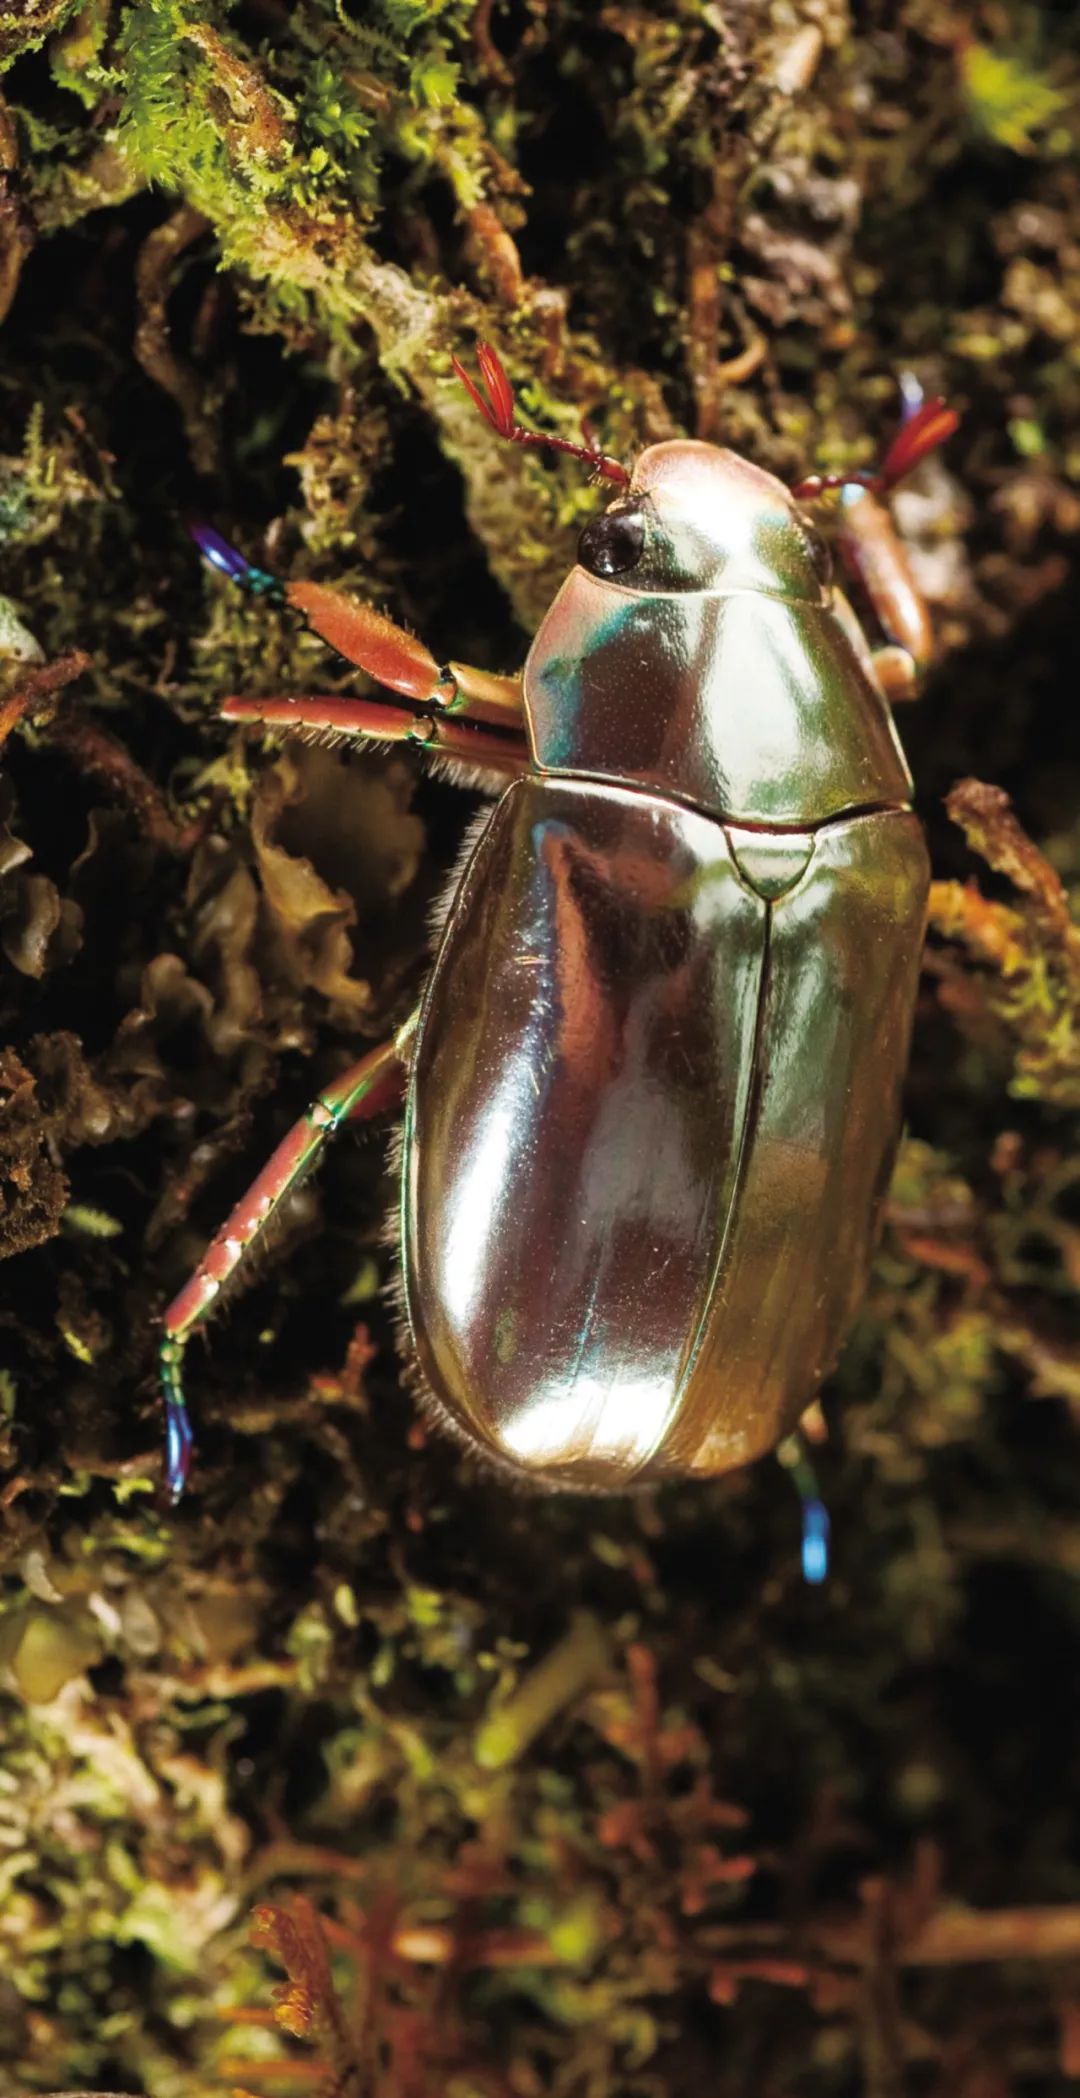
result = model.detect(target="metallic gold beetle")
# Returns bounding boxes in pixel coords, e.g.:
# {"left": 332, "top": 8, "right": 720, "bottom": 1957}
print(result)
{"left": 162, "top": 353, "right": 956, "bottom": 1564}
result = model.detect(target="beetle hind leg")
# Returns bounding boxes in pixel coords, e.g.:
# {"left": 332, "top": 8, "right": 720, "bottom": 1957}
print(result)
{"left": 777, "top": 1433, "right": 831, "bottom": 1584}
{"left": 159, "top": 1018, "right": 417, "bottom": 1502}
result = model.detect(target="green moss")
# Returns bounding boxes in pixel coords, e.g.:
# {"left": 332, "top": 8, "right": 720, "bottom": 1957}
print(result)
{"left": 0, "top": 0, "right": 82, "bottom": 70}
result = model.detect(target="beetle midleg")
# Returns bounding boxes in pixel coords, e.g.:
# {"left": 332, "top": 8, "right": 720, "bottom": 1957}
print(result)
{"left": 159, "top": 1015, "right": 418, "bottom": 1502}
{"left": 220, "top": 691, "right": 529, "bottom": 775}
{"left": 415, "top": 712, "right": 530, "bottom": 775}
{"left": 836, "top": 485, "right": 932, "bottom": 698}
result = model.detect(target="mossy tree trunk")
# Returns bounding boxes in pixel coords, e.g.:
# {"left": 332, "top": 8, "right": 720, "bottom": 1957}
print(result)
{"left": 1, "top": 5, "right": 1080, "bottom": 2095}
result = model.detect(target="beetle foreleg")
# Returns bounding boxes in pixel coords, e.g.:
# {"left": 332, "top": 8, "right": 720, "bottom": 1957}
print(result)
{"left": 866, "top": 644, "right": 922, "bottom": 705}
{"left": 192, "top": 531, "right": 525, "bottom": 729}
{"left": 437, "top": 659, "right": 525, "bottom": 730}
{"left": 284, "top": 580, "right": 444, "bottom": 695}
{"left": 836, "top": 486, "right": 932, "bottom": 699}
{"left": 159, "top": 1019, "right": 417, "bottom": 1502}
{"left": 284, "top": 580, "right": 525, "bottom": 730}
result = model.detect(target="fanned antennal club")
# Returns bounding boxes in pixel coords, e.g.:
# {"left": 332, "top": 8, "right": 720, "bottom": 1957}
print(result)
{"left": 791, "top": 393, "right": 959, "bottom": 503}
{"left": 452, "top": 342, "right": 630, "bottom": 488}
{"left": 876, "top": 396, "right": 960, "bottom": 489}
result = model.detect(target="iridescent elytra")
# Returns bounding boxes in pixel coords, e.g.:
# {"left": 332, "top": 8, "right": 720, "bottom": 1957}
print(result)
{"left": 161, "top": 352, "right": 957, "bottom": 1573}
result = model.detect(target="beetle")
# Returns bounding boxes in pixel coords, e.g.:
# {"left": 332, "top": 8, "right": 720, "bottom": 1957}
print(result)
{"left": 160, "top": 349, "right": 956, "bottom": 1575}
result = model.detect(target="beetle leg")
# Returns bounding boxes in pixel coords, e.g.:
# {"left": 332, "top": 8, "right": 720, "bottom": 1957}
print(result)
{"left": 412, "top": 709, "right": 530, "bottom": 776}
{"left": 284, "top": 579, "right": 525, "bottom": 729}
{"left": 867, "top": 643, "right": 921, "bottom": 705}
{"left": 221, "top": 689, "right": 529, "bottom": 778}
{"left": 159, "top": 1014, "right": 418, "bottom": 1503}
{"left": 193, "top": 533, "right": 526, "bottom": 727}
{"left": 284, "top": 580, "right": 444, "bottom": 696}
{"left": 777, "top": 1434, "right": 830, "bottom": 1585}
{"left": 437, "top": 659, "right": 525, "bottom": 730}
{"left": 835, "top": 486, "right": 932, "bottom": 699}
{"left": 830, "top": 589, "right": 921, "bottom": 709}
{"left": 222, "top": 691, "right": 431, "bottom": 740}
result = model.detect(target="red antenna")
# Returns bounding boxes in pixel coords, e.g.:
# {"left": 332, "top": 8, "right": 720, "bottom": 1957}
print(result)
{"left": 792, "top": 396, "right": 959, "bottom": 502}
{"left": 452, "top": 343, "right": 630, "bottom": 488}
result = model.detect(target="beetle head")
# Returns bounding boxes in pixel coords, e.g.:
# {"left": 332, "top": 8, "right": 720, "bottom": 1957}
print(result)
{"left": 577, "top": 441, "right": 832, "bottom": 603}
{"left": 452, "top": 346, "right": 956, "bottom": 611}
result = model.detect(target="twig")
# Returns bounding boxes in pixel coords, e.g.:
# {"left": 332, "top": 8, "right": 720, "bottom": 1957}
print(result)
{"left": 134, "top": 204, "right": 217, "bottom": 474}
{"left": 45, "top": 706, "right": 185, "bottom": 850}
{"left": 471, "top": 0, "right": 513, "bottom": 86}
{"left": 705, "top": 1904, "right": 1080, "bottom": 1972}
{"left": 0, "top": 91, "right": 33, "bottom": 327}
{"left": 0, "top": 649, "right": 91, "bottom": 750}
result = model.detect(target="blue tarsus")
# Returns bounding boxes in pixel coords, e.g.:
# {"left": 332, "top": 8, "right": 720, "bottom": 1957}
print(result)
{"left": 160, "top": 1338, "right": 194, "bottom": 1502}
{"left": 801, "top": 1496, "right": 830, "bottom": 1586}
{"left": 190, "top": 524, "right": 282, "bottom": 599}
{"left": 778, "top": 1432, "right": 831, "bottom": 1585}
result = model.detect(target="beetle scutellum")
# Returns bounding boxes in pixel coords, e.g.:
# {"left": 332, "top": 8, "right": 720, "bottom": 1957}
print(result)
{"left": 160, "top": 352, "right": 957, "bottom": 1576}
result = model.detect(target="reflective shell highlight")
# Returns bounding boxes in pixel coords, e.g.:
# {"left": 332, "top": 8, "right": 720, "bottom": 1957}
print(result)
{"left": 401, "top": 440, "right": 930, "bottom": 1485}
{"left": 525, "top": 441, "right": 913, "bottom": 824}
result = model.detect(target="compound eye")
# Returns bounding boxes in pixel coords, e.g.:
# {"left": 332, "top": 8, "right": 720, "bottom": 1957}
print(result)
{"left": 802, "top": 519, "right": 833, "bottom": 589}
{"left": 578, "top": 504, "right": 646, "bottom": 578}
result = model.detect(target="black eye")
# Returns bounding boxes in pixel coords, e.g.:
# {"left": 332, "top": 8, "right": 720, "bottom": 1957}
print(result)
{"left": 802, "top": 520, "right": 833, "bottom": 587}
{"left": 578, "top": 505, "right": 646, "bottom": 578}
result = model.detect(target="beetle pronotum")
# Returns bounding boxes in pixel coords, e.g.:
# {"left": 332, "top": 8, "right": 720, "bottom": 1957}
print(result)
{"left": 161, "top": 351, "right": 957, "bottom": 1577}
